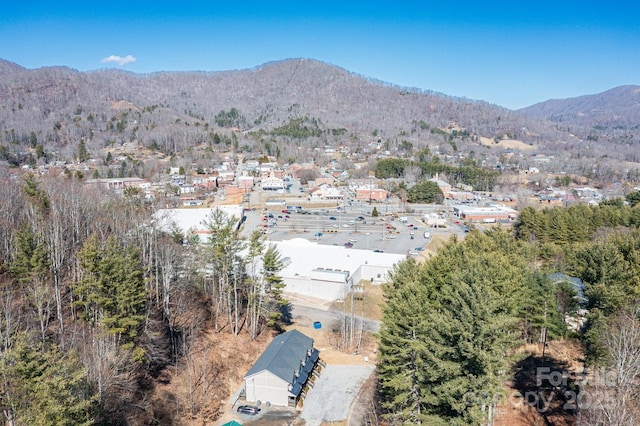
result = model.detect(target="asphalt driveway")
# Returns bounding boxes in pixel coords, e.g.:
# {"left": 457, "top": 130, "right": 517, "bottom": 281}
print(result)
{"left": 299, "top": 364, "right": 375, "bottom": 426}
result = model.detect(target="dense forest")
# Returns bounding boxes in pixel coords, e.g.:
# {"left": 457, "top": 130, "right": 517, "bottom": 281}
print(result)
{"left": 0, "top": 172, "right": 287, "bottom": 425}
{"left": 377, "top": 191, "right": 640, "bottom": 425}
{"left": 2, "top": 58, "right": 640, "bottom": 184}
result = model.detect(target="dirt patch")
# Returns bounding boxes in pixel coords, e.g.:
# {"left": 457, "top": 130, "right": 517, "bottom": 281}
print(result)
{"left": 494, "top": 339, "right": 585, "bottom": 426}
{"left": 287, "top": 323, "right": 378, "bottom": 366}
{"left": 416, "top": 234, "right": 451, "bottom": 262}
{"left": 152, "top": 329, "right": 274, "bottom": 425}
{"left": 479, "top": 136, "right": 536, "bottom": 151}
{"left": 331, "top": 281, "right": 385, "bottom": 322}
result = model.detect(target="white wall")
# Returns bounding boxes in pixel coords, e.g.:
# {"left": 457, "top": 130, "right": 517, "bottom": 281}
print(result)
{"left": 244, "top": 370, "right": 290, "bottom": 407}
{"left": 283, "top": 277, "right": 348, "bottom": 301}
{"left": 352, "top": 264, "right": 392, "bottom": 285}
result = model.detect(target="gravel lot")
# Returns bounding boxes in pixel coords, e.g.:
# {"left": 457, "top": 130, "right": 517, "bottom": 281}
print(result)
{"left": 300, "top": 364, "right": 375, "bottom": 426}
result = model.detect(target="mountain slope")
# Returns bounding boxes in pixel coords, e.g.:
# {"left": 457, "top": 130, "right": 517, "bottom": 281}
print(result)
{"left": 518, "top": 85, "right": 640, "bottom": 129}
{"left": 0, "top": 58, "right": 639, "bottom": 182}
{"left": 0, "top": 58, "right": 546, "bottom": 146}
{"left": 0, "top": 59, "right": 25, "bottom": 75}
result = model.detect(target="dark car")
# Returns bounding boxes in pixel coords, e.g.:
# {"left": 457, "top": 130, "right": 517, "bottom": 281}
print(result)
{"left": 373, "top": 249, "right": 384, "bottom": 253}
{"left": 329, "top": 216, "right": 337, "bottom": 220}
{"left": 237, "top": 405, "right": 260, "bottom": 415}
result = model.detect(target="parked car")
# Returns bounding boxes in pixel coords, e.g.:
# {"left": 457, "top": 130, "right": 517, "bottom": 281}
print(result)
{"left": 237, "top": 405, "right": 260, "bottom": 415}
{"left": 329, "top": 216, "right": 337, "bottom": 220}
{"left": 373, "top": 249, "right": 384, "bottom": 253}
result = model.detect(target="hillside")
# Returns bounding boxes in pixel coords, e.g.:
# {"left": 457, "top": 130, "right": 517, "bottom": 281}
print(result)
{"left": 0, "top": 58, "right": 552, "bottom": 150}
{"left": 0, "top": 58, "right": 639, "bottom": 182}
{"left": 518, "top": 85, "right": 640, "bottom": 128}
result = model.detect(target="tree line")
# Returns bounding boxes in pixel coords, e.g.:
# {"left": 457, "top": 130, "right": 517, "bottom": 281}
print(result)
{"left": 0, "top": 172, "right": 285, "bottom": 424}
{"left": 378, "top": 192, "right": 640, "bottom": 424}
{"left": 374, "top": 157, "right": 500, "bottom": 192}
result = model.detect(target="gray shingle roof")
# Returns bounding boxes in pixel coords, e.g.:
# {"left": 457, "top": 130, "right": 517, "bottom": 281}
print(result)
{"left": 244, "top": 329, "right": 314, "bottom": 384}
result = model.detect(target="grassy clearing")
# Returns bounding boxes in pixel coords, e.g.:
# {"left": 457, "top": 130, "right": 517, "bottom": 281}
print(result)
{"left": 332, "top": 280, "right": 385, "bottom": 322}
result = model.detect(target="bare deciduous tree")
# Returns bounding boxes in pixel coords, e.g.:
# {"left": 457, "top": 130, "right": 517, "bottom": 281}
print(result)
{"left": 580, "top": 303, "right": 640, "bottom": 425}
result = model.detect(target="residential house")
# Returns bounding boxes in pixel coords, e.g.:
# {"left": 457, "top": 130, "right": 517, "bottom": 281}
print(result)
{"left": 243, "top": 330, "right": 321, "bottom": 407}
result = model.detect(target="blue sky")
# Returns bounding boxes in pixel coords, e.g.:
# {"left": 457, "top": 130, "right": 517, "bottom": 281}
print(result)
{"left": 1, "top": 1, "right": 638, "bottom": 109}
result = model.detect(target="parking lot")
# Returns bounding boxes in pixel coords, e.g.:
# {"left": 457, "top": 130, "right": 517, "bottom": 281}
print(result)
{"left": 242, "top": 206, "right": 437, "bottom": 255}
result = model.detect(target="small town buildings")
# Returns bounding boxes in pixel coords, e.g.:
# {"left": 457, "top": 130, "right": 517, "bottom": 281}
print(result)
{"left": 355, "top": 188, "right": 388, "bottom": 202}
{"left": 309, "top": 184, "right": 343, "bottom": 201}
{"left": 243, "top": 330, "right": 320, "bottom": 407}
{"left": 452, "top": 204, "right": 518, "bottom": 222}
{"left": 422, "top": 213, "right": 447, "bottom": 227}
{"left": 84, "top": 177, "right": 147, "bottom": 191}
{"left": 429, "top": 178, "right": 452, "bottom": 198}
{"left": 237, "top": 175, "right": 254, "bottom": 191}
{"left": 261, "top": 175, "right": 285, "bottom": 191}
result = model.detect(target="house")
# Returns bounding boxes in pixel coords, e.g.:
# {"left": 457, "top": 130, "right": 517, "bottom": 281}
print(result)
{"left": 243, "top": 330, "right": 321, "bottom": 407}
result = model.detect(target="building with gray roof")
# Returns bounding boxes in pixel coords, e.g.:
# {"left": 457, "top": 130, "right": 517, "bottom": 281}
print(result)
{"left": 243, "top": 329, "right": 320, "bottom": 407}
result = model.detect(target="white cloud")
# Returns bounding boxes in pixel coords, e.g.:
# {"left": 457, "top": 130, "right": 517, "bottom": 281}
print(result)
{"left": 101, "top": 55, "right": 137, "bottom": 66}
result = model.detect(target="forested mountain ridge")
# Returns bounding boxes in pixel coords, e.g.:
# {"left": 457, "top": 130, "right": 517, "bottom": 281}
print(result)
{"left": 4, "top": 57, "right": 638, "bottom": 177}
{"left": 519, "top": 85, "right": 640, "bottom": 129}
{"left": 0, "top": 57, "right": 538, "bottom": 143}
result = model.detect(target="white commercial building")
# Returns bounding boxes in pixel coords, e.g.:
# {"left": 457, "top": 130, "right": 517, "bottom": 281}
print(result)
{"left": 152, "top": 205, "right": 244, "bottom": 241}
{"left": 270, "top": 238, "right": 406, "bottom": 301}
{"left": 261, "top": 175, "right": 285, "bottom": 191}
